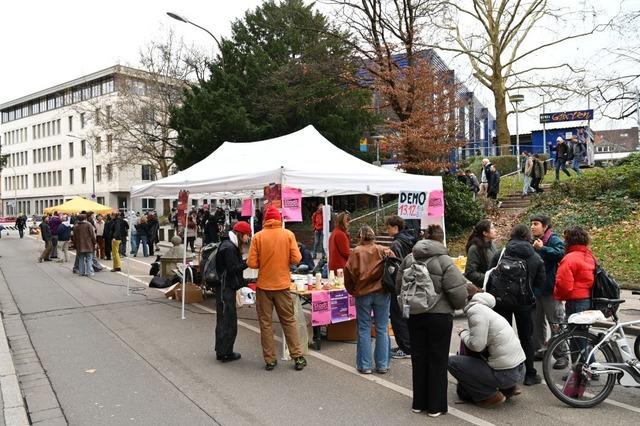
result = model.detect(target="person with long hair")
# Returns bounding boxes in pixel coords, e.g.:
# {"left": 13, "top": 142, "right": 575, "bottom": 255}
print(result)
{"left": 489, "top": 224, "right": 546, "bottom": 386}
{"left": 464, "top": 220, "right": 498, "bottom": 288}
{"left": 554, "top": 226, "right": 595, "bottom": 317}
{"left": 344, "top": 226, "right": 393, "bottom": 375}
{"left": 214, "top": 221, "right": 252, "bottom": 362}
{"left": 396, "top": 224, "right": 468, "bottom": 416}
{"left": 328, "top": 212, "right": 351, "bottom": 272}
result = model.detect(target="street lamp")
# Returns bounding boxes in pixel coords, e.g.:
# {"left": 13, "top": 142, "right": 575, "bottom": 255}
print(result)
{"left": 509, "top": 94, "right": 525, "bottom": 174}
{"left": 166, "top": 12, "right": 225, "bottom": 68}
{"left": 67, "top": 134, "right": 95, "bottom": 199}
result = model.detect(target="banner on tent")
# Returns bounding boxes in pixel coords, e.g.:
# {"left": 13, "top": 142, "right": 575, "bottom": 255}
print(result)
{"left": 241, "top": 199, "right": 252, "bottom": 217}
{"left": 177, "top": 190, "right": 189, "bottom": 227}
{"left": 427, "top": 190, "right": 445, "bottom": 217}
{"left": 282, "top": 186, "right": 302, "bottom": 222}
{"left": 398, "top": 191, "right": 428, "bottom": 219}
{"left": 263, "top": 184, "right": 281, "bottom": 209}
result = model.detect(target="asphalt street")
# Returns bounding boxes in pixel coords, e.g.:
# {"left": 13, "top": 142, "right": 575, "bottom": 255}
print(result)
{"left": 0, "top": 233, "right": 638, "bottom": 425}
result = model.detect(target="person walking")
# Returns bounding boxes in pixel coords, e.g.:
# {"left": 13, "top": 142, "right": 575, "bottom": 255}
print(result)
{"left": 570, "top": 135, "right": 585, "bottom": 176}
{"left": 136, "top": 215, "right": 150, "bottom": 257}
{"left": 56, "top": 219, "right": 71, "bottom": 263}
{"left": 522, "top": 152, "right": 534, "bottom": 196}
{"left": 554, "top": 226, "right": 596, "bottom": 317}
{"left": 529, "top": 215, "right": 565, "bottom": 365}
{"left": 554, "top": 137, "right": 572, "bottom": 181}
{"left": 214, "top": 221, "right": 252, "bottom": 362}
{"left": 344, "top": 225, "right": 393, "bottom": 375}
{"left": 38, "top": 216, "right": 53, "bottom": 263}
{"left": 448, "top": 285, "right": 526, "bottom": 408}
{"left": 48, "top": 212, "right": 61, "bottom": 259}
{"left": 530, "top": 154, "right": 545, "bottom": 193}
{"left": 147, "top": 213, "right": 160, "bottom": 252}
{"left": 95, "top": 214, "right": 105, "bottom": 259}
{"left": 465, "top": 170, "right": 480, "bottom": 199}
{"left": 15, "top": 214, "right": 27, "bottom": 239}
{"left": 395, "top": 224, "right": 468, "bottom": 417}
{"left": 246, "top": 206, "right": 307, "bottom": 371}
{"left": 110, "top": 212, "right": 128, "bottom": 272}
{"left": 489, "top": 224, "right": 546, "bottom": 386}
{"left": 311, "top": 203, "right": 325, "bottom": 259}
{"left": 328, "top": 212, "right": 351, "bottom": 272}
{"left": 385, "top": 214, "right": 417, "bottom": 360}
{"left": 129, "top": 213, "right": 140, "bottom": 257}
{"left": 464, "top": 219, "right": 498, "bottom": 288}
{"left": 487, "top": 164, "right": 500, "bottom": 204}
{"left": 103, "top": 214, "right": 113, "bottom": 261}
{"left": 73, "top": 214, "right": 97, "bottom": 277}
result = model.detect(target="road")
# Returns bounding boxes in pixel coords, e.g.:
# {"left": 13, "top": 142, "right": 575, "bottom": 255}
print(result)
{"left": 0, "top": 234, "right": 638, "bottom": 425}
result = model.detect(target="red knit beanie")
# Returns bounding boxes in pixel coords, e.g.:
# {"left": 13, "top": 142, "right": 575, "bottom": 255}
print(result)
{"left": 233, "top": 221, "right": 252, "bottom": 235}
{"left": 263, "top": 206, "right": 282, "bottom": 222}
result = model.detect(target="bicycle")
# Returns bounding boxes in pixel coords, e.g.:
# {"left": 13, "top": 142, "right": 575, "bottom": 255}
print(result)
{"left": 542, "top": 293, "right": 640, "bottom": 408}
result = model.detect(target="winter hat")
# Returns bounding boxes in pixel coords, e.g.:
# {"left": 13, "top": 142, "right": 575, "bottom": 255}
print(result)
{"left": 233, "top": 221, "right": 252, "bottom": 235}
{"left": 556, "top": 136, "right": 564, "bottom": 142}
{"left": 263, "top": 205, "right": 282, "bottom": 222}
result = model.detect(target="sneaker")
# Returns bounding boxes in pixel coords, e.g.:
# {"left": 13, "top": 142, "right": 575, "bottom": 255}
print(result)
{"left": 391, "top": 349, "right": 411, "bottom": 359}
{"left": 358, "top": 368, "right": 373, "bottom": 375}
{"left": 265, "top": 361, "right": 277, "bottom": 371}
{"left": 534, "top": 349, "right": 545, "bottom": 361}
{"left": 294, "top": 356, "right": 307, "bottom": 371}
{"left": 500, "top": 386, "right": 522, "bottom": 399}
{"left": 427, "top": 412, "right": 445, "bottom": 418}
{"left": 477, "top": 391, "right": 506, "bottom": 408}
{"left": 553, "top": 357, "right": 569, "bottom": 370}
{"left": 111, "top": 268, "right": 121, "bottom": 272}
{"left": 523, "top": 374, "right": 542, "bottom": 386}
{"left": 411, "top": 409, "right": 423, "bottom": 414}
{"left": 375, "top": 368, "right": 389, "bottom": 374}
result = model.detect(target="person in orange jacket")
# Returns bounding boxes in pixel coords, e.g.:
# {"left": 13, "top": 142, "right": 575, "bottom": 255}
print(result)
{"left": 311, "top": 203, "right": 325, "bottom": 259}
{"left": 247, "top": 205, "right": 307, "bottom": 371}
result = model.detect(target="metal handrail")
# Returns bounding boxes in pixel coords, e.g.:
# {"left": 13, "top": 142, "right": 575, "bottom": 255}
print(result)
{"left": 349, "top": 201, "right": 398, "bottom": 224}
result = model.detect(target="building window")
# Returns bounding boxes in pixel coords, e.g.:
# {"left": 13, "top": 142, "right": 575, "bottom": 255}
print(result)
{"left": 95, "top": 136, "right": 101, "bottom": 152}
{"left": 95, "top": 108, "right": 101, "bottom": 125}
{"left": 81, "top": 140, "right": 86, "bottom": 156}
{"left": 97, "top": 196, "right": 105, "bottom": 205}
{"left": 141, "top": 165, "right": 155, "bottom": 181}
{"left": 102, "top": 79, "right": 114, "bottom": 94}
{"left": 69, "top": 141, "right": 74, "bottom": 158}
{"left": 142, "top": 198, "right": 156, "bottom": 211}
{"left": 106, "top": 164, "right": 113, "bottom": 181}
{"left": 92, "top": 84, "right": 101, "bottom": 97}
{"left": 80, "top": 113, "right": 85, "bottom": 128}
{"left": 82, "top": 86, "right": 91, "bottom": 100}
{"left": 107, "top": 134, "right": 113, "bottom": 152}
{"left": 105, "top": 105, "right": 112, "bottom": 123}
{"left": 69, "top": 169, "right": 74, "bottom": 185}
{"left": 73, "top": 89, "right": 82, "bottom": 103}
{"left": 57, "top": 145, "right": 61, "bottom": 160}
{"left": 68, "top": 116, "right": 73, "bottom": 132}
{"left": 96, "top": 165, "right": 102, "bottom": 182}
{"left": 81, "top": 167, "right": 87, "bottom": 184}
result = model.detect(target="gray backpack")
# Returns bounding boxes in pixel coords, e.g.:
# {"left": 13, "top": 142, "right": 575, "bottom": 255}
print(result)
{"left": 398, "top": 258, "right": 440, "bottom": 317}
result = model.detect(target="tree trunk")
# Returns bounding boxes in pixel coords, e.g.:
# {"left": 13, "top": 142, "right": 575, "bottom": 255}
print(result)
{"left": 493, "top": 87, "right": 511, "bottom": 155}
{"left": 163, "top": 199, "right": 171, "bottom": 217}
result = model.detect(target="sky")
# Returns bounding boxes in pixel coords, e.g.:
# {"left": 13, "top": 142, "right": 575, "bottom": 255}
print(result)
{"left": 1, "top": 0, "right": 638, "bottom": 135}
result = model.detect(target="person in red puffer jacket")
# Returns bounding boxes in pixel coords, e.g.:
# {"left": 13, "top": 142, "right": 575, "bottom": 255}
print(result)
{"left": 554, "top": 226, "right": 595, "bottom": 317}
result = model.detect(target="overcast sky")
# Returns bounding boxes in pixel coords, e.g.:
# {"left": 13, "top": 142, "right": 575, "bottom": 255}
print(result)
{"left": 1, "top": 0, "right": 637, "bottom": 135}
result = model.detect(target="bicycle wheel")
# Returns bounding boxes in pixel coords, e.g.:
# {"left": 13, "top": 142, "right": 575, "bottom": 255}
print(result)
{"left": 543, "top": 329, "right": 618, "bottom": 408}
{"left": 634, "top": 334, "right": 640, "bottom": 361}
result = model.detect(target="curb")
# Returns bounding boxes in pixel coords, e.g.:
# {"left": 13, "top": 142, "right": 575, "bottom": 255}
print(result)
{"left": 0, "top": 313, "right": 29, "bottom": 426}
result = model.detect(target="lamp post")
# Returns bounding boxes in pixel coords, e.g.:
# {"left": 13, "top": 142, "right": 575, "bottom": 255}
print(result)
{"left": 166, "top": 12, "right": 225, "bottom": 69}
{"left": 509, "top": 94, "right": 525, "bottom": 174}
{"left": 8, "top": 166, "right": 17, "bottom": 216}
{"left": 67, "top": 134, "right": 95, "bottom": 199}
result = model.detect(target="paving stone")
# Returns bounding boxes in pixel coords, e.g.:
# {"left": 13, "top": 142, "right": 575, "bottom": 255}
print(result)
{"left": 28, "top": 407, "right": 65, "bottom": 423}
{"left": 23, "top": 386, "right": 59, "bottom": 413}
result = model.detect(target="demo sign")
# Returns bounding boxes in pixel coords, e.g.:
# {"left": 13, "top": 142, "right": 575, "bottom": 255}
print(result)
{"left": 398, "top": 191, "right": 428, "bottom": 219}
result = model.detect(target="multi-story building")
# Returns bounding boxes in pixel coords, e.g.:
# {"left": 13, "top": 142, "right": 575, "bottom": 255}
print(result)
{"left": 0, "top": 65, "right": 167, "bottom": 217}
{"left": 594, "top": 127, "right": 639, "bottom": 154}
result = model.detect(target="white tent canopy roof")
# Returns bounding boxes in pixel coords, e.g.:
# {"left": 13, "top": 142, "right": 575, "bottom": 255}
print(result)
{"left": 132, "top": 125, "right": 442, "bottom": 198}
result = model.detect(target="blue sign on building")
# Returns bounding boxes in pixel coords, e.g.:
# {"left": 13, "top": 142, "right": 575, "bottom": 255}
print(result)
{"left": 539, "top": 109, "right": 594, "bottom": 123}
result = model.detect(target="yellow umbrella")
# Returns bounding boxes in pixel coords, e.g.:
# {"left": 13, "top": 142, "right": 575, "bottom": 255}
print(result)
{"left": 43, "top": 197, "right": 116, "bottom": 215}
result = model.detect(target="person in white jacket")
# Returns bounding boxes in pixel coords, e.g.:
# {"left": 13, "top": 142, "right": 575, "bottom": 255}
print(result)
{"left": 448, "top": 286, "right": 526, "bottom": 408}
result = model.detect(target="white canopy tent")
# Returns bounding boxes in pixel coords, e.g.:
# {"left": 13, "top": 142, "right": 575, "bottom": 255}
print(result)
{"left": 131, "top": 125, "right": 442, "bottom": 198}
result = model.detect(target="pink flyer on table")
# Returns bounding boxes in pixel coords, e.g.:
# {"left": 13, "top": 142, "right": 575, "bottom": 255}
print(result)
{"left": 311, "top": 291, "right": 331, "bottom": 326}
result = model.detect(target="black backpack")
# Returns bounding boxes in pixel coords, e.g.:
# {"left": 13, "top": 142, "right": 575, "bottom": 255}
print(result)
{"left": 591, "top": 262, "right": 621, "bottom": 317}
{"left": 487, "top": 252, "right": 534, "bottom": 309}
{"left": 382, "top": 256, "right": 402, "bottom": 294}
{"left": 201, "top": 242, "right": 221, "bottom": 285}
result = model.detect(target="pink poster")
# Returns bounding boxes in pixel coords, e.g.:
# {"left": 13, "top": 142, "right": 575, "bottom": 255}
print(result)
{"left": 428, "top": 190, "right": 445, "bottom": 217}
{"left": 241, "top": 199, "right": 252, "bottom": 217}
{"left": 311, "top": 291, "right": 331, "bottom": 326}
{"left": 281, "top": 186, "right": 302, "bottom": 222}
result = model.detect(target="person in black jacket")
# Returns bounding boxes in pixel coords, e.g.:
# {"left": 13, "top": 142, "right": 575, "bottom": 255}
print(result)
{"left": 490, "top": 224, "right": 546, "bottom": 386}
{"left": 214, "top": 221, "right": 252, "bottom": 362}
{"left": 103, "top": 214, "right": 113, "bottom": 260}
{"left": 295, "top": 242, "right": 315, "bottom": 272}
{"left": 464, "top": 219, "right": 498, "bottom": 288}
{"left": 110, "top": 213, "right": 129, "bottom": 272}
{"left": 385, "top": 214, "right": 417, "bottom": 360}
{"left": 38, "top": 216, "right": 53, "bottom": 262}
{"left": 487, "top": 165, "right": 500, "bottom": 201}
{"left": 553, "top": 137, "right": 572, "bottom": 181}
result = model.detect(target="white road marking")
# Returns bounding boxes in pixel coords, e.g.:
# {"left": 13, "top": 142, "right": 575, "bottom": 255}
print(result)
{"left": 192, "top": 302, "right": 495, "bottom": 426}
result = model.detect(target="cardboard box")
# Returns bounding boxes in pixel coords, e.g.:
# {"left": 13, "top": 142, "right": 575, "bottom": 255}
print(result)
{"left": 326, "top": 319, "right": 357, "bottom": 341}
{"left": 174, "top": 283, "right": 204, "bottom": 304}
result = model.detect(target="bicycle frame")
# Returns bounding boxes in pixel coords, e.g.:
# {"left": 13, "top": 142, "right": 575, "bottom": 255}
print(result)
{"left": 585, "top": 319, "right": 640, "bottom": 386}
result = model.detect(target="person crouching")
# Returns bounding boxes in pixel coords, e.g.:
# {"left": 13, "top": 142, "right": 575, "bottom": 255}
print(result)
{"left": 448, "top": 284, "right": 526, "bottom": 408}
{"left": 214, "top": 221, "right": 252, "bottom": 362}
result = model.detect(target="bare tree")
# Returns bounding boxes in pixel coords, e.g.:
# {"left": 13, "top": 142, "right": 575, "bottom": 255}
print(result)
{"left": 436, "top": 0, "right": 608, "bottom": 147}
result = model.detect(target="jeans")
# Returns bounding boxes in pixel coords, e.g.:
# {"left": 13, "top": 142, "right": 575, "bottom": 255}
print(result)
{"left": 555, "top": 160, "right": 571, "bottom": 180}
{"left": 522, "top": 175, "right": 532, "bottom": 195}
{"left": 119, "top": 237, "right": 127, "bottom": 256}
{"left": 494, "top": 305, "right": 537, "bottom": 378}
{"left": 312, "top": 230, "right": 325, "bottom": 257}
{"left": 77, "top": 252, "right": 94, "bottom": 276}
{"left": 448, "top": 356, "right": 525, "bottom": 402}
{"left": 130, "top": 232, "right": 139, "bottom": 255}
{"left": 408, "top": 313, "right": 453, "bottom": 413}
{"left": 533, "top": 294, "right": 565, "bottom": 352}
{"left": 355, "top": 292, "right": 390, "bottom": 370}
{"left": 139, "top": 235, "right": 149, "bottom": 257}
{"left": 566, "top": 299, "right": 591, "bottom": 317}
{"left": 572, "top": 158, "right": 583, "bottom": 175}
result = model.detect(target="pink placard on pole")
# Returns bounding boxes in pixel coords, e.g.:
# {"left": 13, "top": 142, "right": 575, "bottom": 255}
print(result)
{"left": 428, "top": 190, "right": 445, "bottom": 217}
{"left": 311, "top": 291, "right": 331, "bottom": 326}
{"left": 241, "top": 199, "right": 252, "bottom": 217}
{"left": 282, "top": 186, "right": 302, "bottom": 222}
